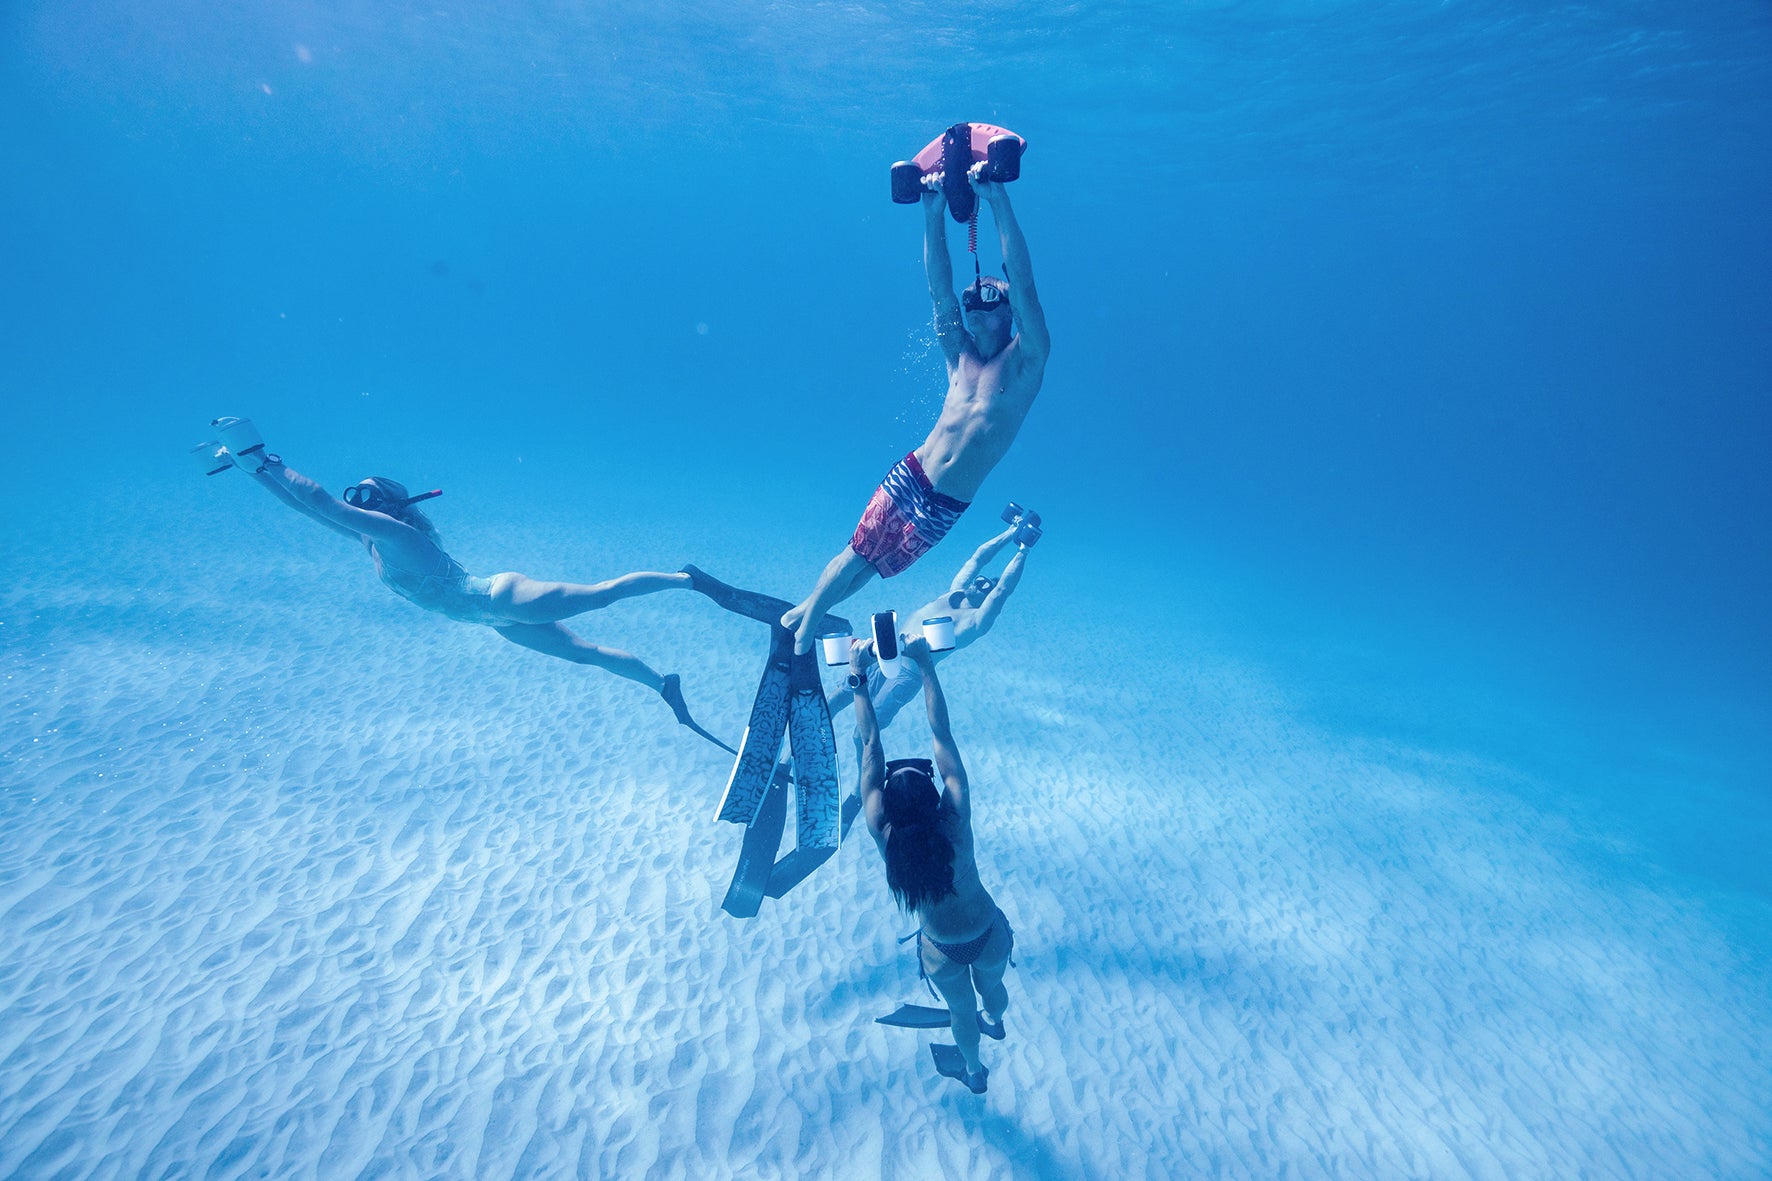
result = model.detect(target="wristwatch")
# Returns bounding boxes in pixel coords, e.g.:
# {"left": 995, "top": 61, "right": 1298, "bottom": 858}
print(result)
{"left": 846, "top": 672, "right": 866, "bottom": 691}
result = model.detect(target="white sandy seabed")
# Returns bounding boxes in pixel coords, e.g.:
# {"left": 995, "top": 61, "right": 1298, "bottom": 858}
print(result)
{"left": 1, "top": 500, "right": 1769, "bottom": 1180}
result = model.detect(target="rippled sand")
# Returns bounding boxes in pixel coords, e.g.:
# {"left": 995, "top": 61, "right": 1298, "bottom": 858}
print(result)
{"left": 1, "top": 505, "right": 1767, "bottom": 1179}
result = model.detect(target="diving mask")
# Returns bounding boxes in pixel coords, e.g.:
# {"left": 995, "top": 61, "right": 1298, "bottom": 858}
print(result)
{"left": 344, "top": 481, "right": 443, "bottom": 512}
{"left": 961, "top": 280, "right": 1008, "bottom": 314}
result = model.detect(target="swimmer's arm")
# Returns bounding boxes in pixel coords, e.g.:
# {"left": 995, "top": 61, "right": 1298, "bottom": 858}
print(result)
{"left": 979, "top": 183, "right": 1050, "bottom": 365}
{"left": 972, "top": 547, "right": 1028, "bottom": 635}
{"left": 247, "top": 458, "right": 361, "bottom": 542}
{"left": 835, "top": 681, "right": 906, "bottom": 731}
{"left": 853, "top": 685, "right": 888, "bottom": 843}
{"left": 950, "top": 526, "right": 1018, "bottom": 593}
{"left": 923, "top": 191, "right": 966, "bottom": 367}
{"left": 913, "top": 645, "right": 970, "bottom": 823}
{"left": 252, "top": 457, "right": 409, "bottom": 544}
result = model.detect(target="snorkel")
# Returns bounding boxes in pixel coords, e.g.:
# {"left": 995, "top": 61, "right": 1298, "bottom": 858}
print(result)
{"left": 343, "top": 479, "right": 443, "bottom": 513}
{"left": 344, "top": 478, "right": 445, "bottom": 534}
{"left": 961, "top": 277, "right": 1008, "bottom": 316}
{"left": 962, "top": 276, "right": 1013, "bottom": 356}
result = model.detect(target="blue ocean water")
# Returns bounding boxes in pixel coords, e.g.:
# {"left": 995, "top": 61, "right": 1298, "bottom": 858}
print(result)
{"left": 3, "top": 2, "right": 1770, "bottom": 1177}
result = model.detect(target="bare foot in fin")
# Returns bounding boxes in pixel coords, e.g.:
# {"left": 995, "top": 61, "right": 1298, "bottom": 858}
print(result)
{"left": 931, "top": 1044, "right": 988, "bottom": 1094}
{"left": 780, "top": 605, "right": 822, "bottom": 656}
{"left": 660, "top": 674, "right": 738, "bottom": 756}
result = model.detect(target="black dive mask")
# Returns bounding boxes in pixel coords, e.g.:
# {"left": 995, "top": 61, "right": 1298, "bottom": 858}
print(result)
{"left": 962, "top": 280, "right": 1008, "bottom": 314}
{"left": 884, "top": 758, "right": 938, "bottom": 803}
{"left": 344, "top": 481, "right": 443, "bottom": 512}
{"left": 950, "top": 577, "right": 996, "bottom": 609}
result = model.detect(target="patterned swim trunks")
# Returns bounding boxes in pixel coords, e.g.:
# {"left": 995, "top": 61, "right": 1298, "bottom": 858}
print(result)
{"left": 849, "top": 452, "right": 970, "bottom": 578}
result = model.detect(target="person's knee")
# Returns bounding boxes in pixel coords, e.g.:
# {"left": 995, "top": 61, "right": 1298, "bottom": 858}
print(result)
{"left": 580, "top": 574, "right": 634, "bottom": 606}
{"left": 823, "top": 546, "right": 867, "bottom": 588}
{"left": 976, "top": 968, "right": 1009, "bottom": 1002}
{"left": 572, "top": 643, "right": 622, "bottom": 669}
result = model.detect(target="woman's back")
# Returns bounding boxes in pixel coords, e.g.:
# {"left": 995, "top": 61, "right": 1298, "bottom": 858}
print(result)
{"left": 917, "top": 807, "right": 996, "bottom": 942}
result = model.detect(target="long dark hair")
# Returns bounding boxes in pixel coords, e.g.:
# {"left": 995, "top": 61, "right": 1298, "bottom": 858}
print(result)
{"left": 882, "top": 762, "right": 955, "bottom": 913}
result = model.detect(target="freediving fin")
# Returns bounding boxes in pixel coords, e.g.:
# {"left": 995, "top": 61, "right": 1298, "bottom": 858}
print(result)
{"left": 785, "top": 649, "right": 840, "bottom": 853}
{"left": 661, "top": 674, "right": 737, "bottom": 755}
{"left": 839, "top": 792, "right": 862, "bottom": 842}
{"left": 680, "top": 565, "right": 852, "bottom": 637}
{"left": 752, "top": 648, "right": 842, "bottom": 900}
{"left": 876, "top": 1004, "right": 952, "bottom": 1029}
{"left": 931, "top": 1043, "right": 987, "bottom": 1094}
{"left": 720, "top": 763, "right": 790, "bottom": 919}
{"left": 715, "top": 626, "right": 794, "bottom": 824}
{"left": 876, "top": 1005, "right": 1005, "bottom": 1036}
{"left": 763, "top": 844, "right": 835, "bottom": 897}
{"left": 682, "top": 564, "right": 792, "bottom": 627}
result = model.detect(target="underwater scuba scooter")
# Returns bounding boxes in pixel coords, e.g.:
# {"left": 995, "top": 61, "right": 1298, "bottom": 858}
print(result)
{"left": 891, "top": 122, "right": 1027, "bottom": 307}
{"left": 921, "top": 615, "right": 956, "bottom": 652}
{"left": 819, "top": 630, "right": 855, "bottom": 668}
{"left": 872, "top": 610, "right": 902, "bottom": 681}
{"left": 1002, "top": 501, "right": 1043, "bottom": 548}
{"left": 890, "top": 123, "right": 1026, "bottom": 221}
{"left": 191, "top": 416, "right": 442, "bottom": 514}
{"left": 192, "top": 416, "right": 272, "bottom": 475}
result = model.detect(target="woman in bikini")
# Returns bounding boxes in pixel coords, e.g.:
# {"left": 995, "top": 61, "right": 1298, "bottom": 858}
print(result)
{"left": 849, "top": 636, "right": 1013, "bottom": 1094}
{"left": 202, "top": 422, "right": 722, "bottom": 745}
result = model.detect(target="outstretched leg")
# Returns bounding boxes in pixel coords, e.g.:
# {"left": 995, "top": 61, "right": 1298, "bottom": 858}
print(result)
{"left": 495, "top": 624, "right": 734, "bottom": 753}
{"left": 927, "top": 960, "right": 986, "bottom": 1078}
{"left": 926, "top": 919, "right": 1013, "bottom": 1083}
{"left": 970, "top": 934, "right": 1013, "bottom": 1036}
{"left": 781, "top": 547, "right": 876, "bottom": 655}
{"left": 493, "top": 622, "right": 665, "bottom": 688}
{"left": 488, "top": 570, "right": 689, "bottom": 625}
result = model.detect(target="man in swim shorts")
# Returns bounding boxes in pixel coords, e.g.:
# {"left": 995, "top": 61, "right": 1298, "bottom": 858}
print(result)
{"left": 826, "top": 520, "right": 1036, "bottom": 730}
{"left": 781, "top": 168, "right": 1050, "bottom": 654}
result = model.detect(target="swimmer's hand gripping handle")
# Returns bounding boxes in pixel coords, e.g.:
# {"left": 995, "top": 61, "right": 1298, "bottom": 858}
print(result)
{"left": 890, "top": 125, "right": 1025, "bottom": 205}
{"left": 190, "top": 440, "right": 232, "bottom": 476}
{"left": 211, "top": 416, "right": 270, "bottom": 472}
{"left": 1000, "top": 502, "right": 1042, "bottom": 548}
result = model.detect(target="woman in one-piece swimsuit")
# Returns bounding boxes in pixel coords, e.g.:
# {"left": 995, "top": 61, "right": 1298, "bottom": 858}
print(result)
{"left": 231, "top": 448, "right": 721, "bottom": 746}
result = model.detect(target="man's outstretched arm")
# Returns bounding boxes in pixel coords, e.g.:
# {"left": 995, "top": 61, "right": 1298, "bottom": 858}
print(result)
{"left": 950, "top": 525, "right": 1018, "bottom": 593}
{"left": 974, "top": 178, "right": 1050, "bottom": 364}
{"left": 972, "top": 546, "right": 1029, "bottom": 635}
{"left": 923, "top": 191, "right": 966, "bottom": 366}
